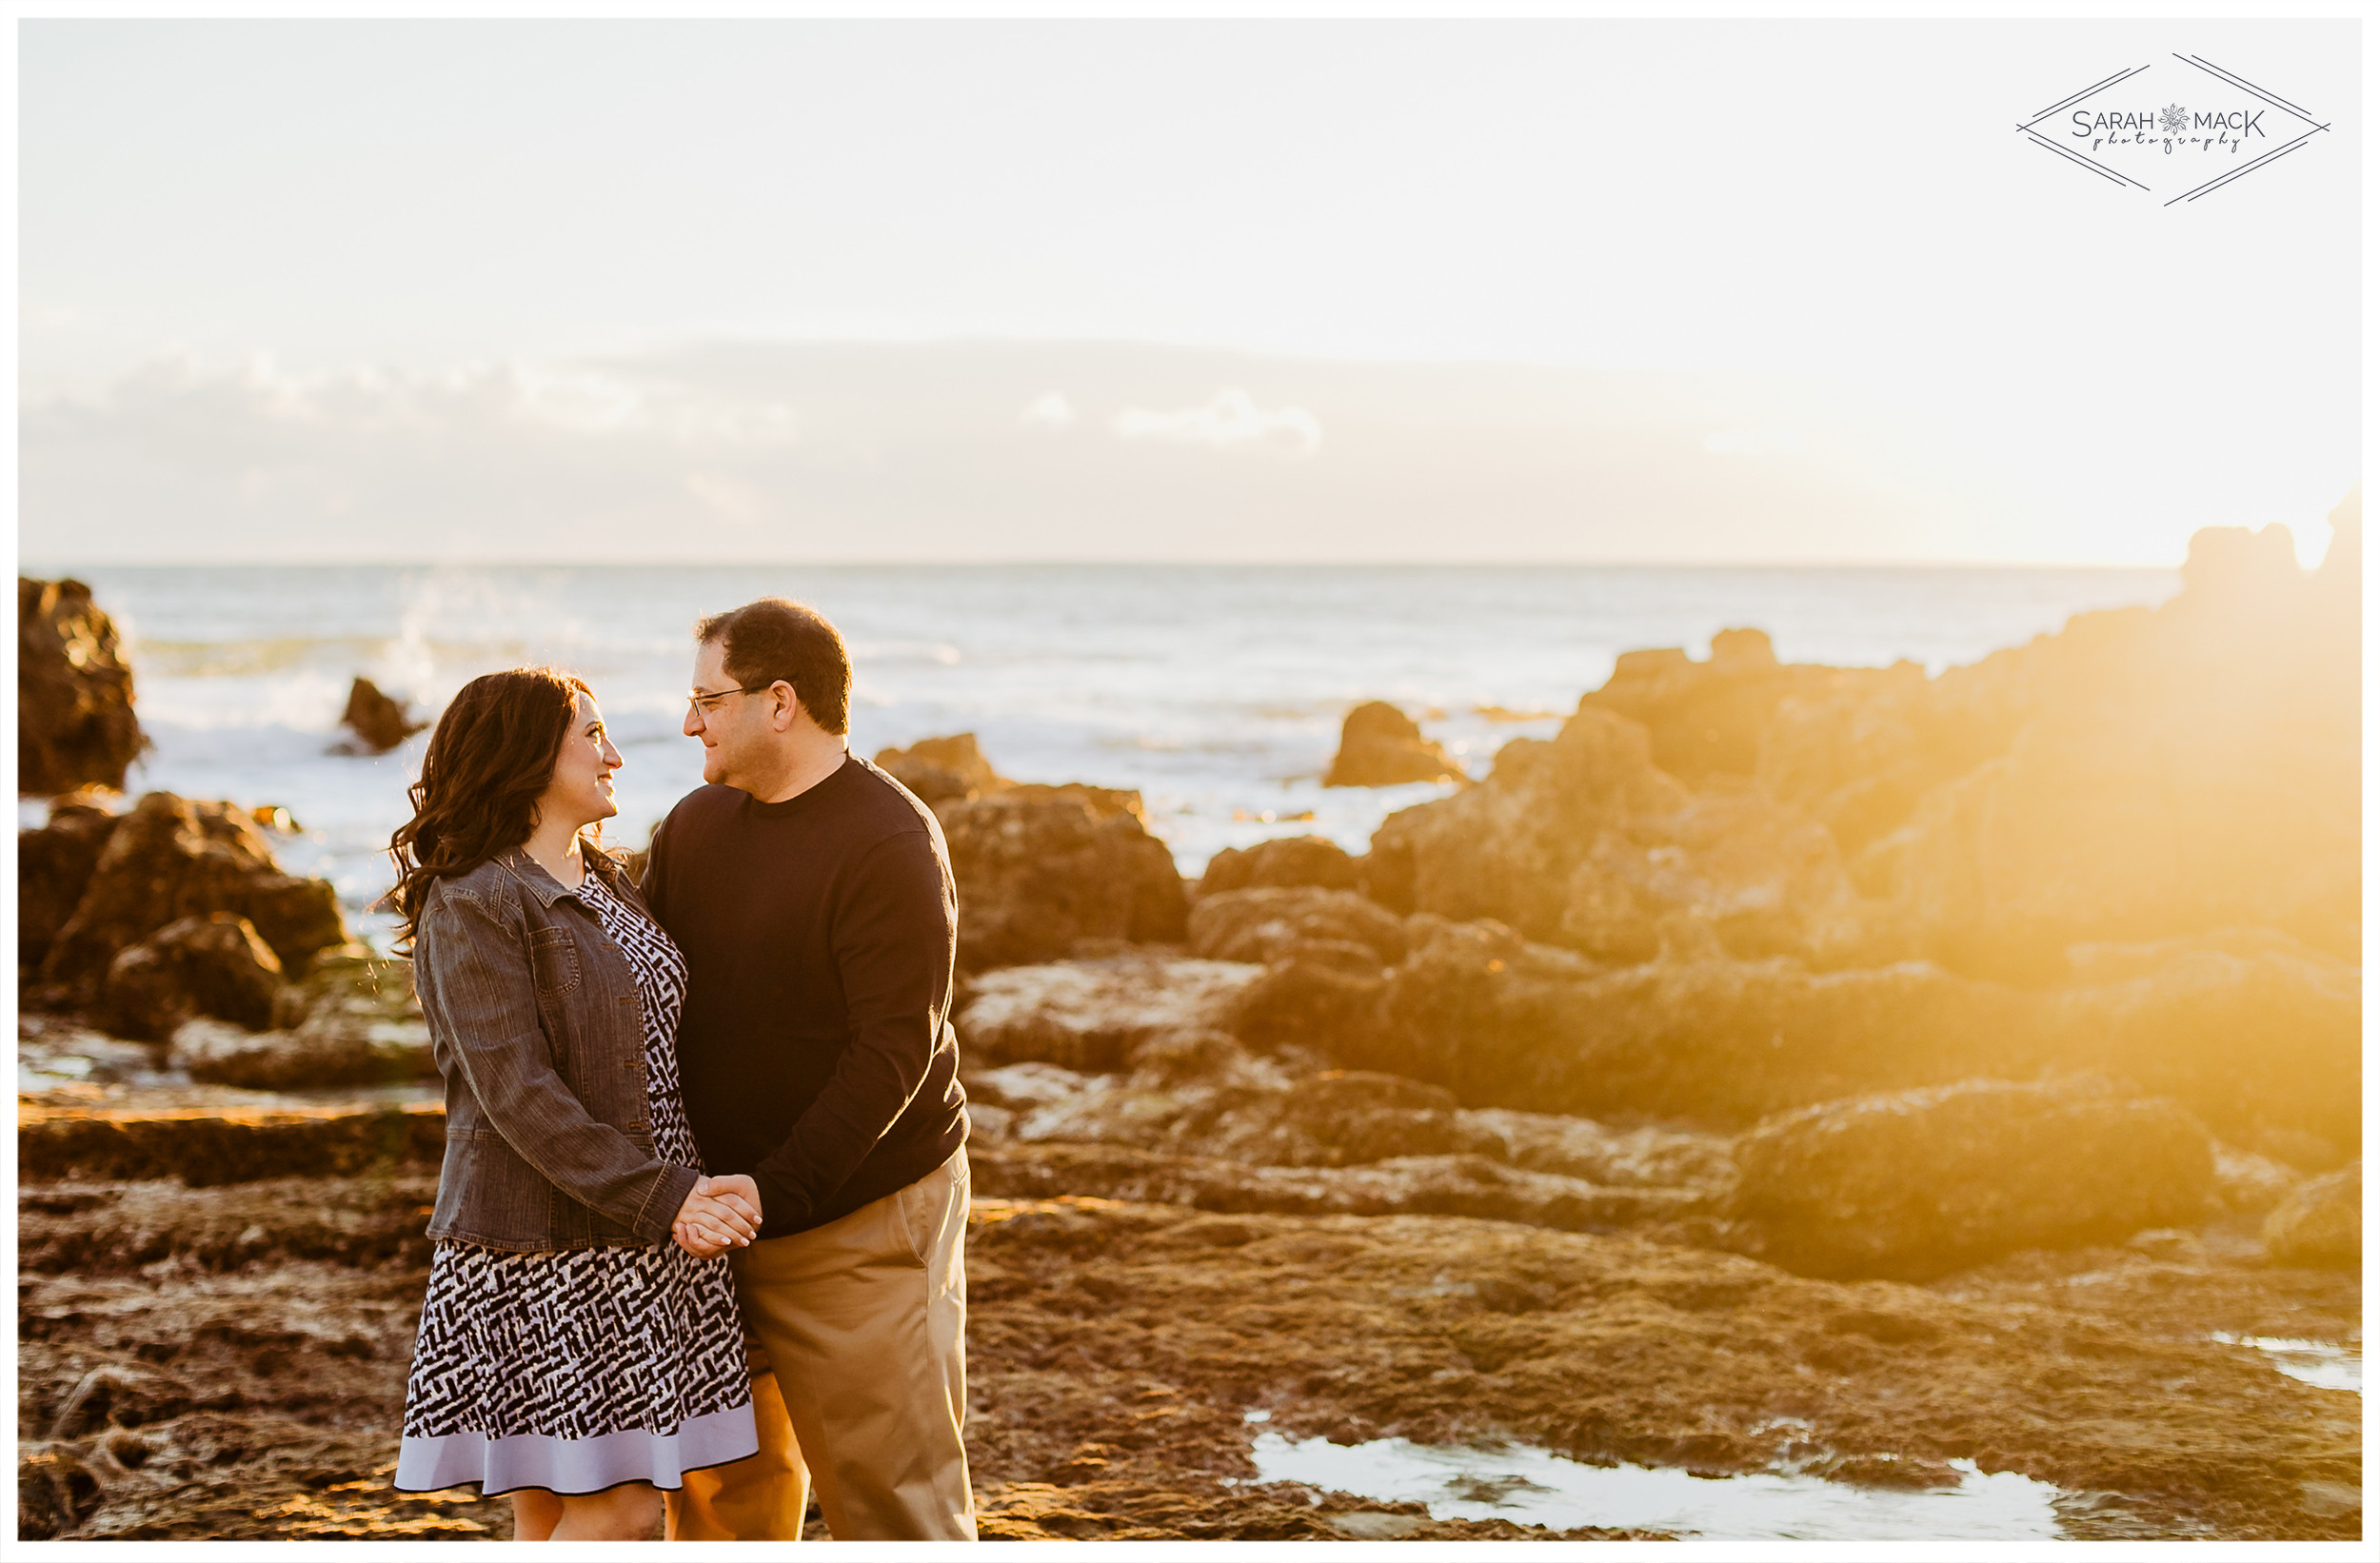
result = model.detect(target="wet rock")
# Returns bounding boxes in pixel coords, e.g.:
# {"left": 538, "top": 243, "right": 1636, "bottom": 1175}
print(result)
{"left": 1198, "top": 835, "right": 1362, "bottom": 895}
{"left": 18, "top": 799, "right": 123, "bottom": 977}
{"left": 1463, "top": 1108, "right": 1736, "bottom": 1191}
{"left": 937, "top": 788, "right": 1188, "bottom": 969}
{"left": 100, "top": 914, "right": 284, "bottom": 1043}
{"left": 876, "top": 731, "right": 1008, "bottom": 804}
{"left": 959, "top": 956, "right": 1263, "bottom": 1070}
{"left": 1368, "top": 707, "right": 1887, "bottom": 968}
{"left": 18, "top": 1101, "right": 445, "bottom": 1186}
{"left": 19, "top": 577, "right": 144, "bottom": 795}
{"left": 2260, "top": 1164, "right": 2359, "bottom": 1270}
{"left": 19, "top": 1177, "right": 439, "bottom": 1274}
{"left": 970, "top": 1142, "right": 1699, "bottom": 1231}
{"left": 1323, "top": 702, "right": 1464, "bottom": 787}
{"left": 1187, "top": 886, "right": 1407, "bottom": 966}
{"left": 39, "top": 792, "right": 352, "bottom": 1004}
{"left": 1023, "top": 1069, "right": 1501, "bottom": 1170}
{"left": 1730, "top": 1078, "right": 2217, "bottom": 1279}
{"left": 335, "top": 678, "right": 426, "bottom": 755}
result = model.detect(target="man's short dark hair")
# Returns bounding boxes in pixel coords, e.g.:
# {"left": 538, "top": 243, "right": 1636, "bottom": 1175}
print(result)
{"left": 696, "top": 598, "right": 852, "bottom": 736}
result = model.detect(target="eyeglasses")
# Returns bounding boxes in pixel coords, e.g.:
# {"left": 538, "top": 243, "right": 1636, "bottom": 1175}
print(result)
{"left": 686, "top": 683, "right": 777, "bottom": 719}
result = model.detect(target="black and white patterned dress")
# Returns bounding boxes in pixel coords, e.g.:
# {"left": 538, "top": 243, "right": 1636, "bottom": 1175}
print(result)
{"left": 393, "top": 871, "right": 757, "bottom": 1496}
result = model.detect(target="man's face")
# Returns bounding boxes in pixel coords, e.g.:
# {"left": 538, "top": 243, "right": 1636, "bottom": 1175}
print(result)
{"left": 684, "top": 639, "right": 766, "bottom": 789}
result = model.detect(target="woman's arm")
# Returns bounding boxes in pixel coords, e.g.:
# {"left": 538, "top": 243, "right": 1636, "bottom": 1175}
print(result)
{"left": 416, "top": 881, "right": 701, "bottom": 1243}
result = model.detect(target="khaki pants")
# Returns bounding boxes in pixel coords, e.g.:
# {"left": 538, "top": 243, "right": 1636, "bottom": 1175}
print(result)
{"left": 666, "top": 1148, "right": 975, "bottom": 1542}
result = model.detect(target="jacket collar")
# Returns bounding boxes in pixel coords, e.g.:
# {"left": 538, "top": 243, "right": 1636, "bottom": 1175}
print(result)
{"left": 498, "top": 848, "right": 586, "bottom": 909}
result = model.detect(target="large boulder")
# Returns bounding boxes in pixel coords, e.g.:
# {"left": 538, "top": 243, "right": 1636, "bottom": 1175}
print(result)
{"left": 876, "top": 732, "right": 1009, "bottom": 804}
{"left": 1198, "top": 835, "right": 1362, "bottom": 895}
{"left": 100, "top": 912, "right": 284, "bottom": 1042}
{"left": 38, "top": 792, "right": 351, "bottom": 1003}
{"left": 2260, "top": 1163, "right": 2360, "bottom": 1270}
{"left": 937, "top": 787, "right": 1188, "bottom": 970}
{"left": 18, "top": 577, "right": 144, "bottom": 795}
{"left": 1187, "top": 886, "right": 1408, "bottom": 966}
{"left": 1863, "top": 524, "right": 2359, "bottom": 982}
{"left": 336, "top": 677, "right": 425, "bottom": 754}
{"left": 17, "top": 798, "right": 123, "bottom": 974}
{"left": 1367, "top": 706, "right": 1886, "bottom": 968}
{"left": 1323, "top": 702, "right": 1464, "bottom": 787}
{"left": 1730, "top": 1078, "right": 2218, "bottom": 1278}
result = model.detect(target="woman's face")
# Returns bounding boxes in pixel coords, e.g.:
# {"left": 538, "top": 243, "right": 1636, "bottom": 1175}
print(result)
{"left": 536, "top": 691, "right": 623, "bottom": 835}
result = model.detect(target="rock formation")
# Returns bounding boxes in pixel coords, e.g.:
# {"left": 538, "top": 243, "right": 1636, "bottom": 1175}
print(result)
{"left": 19, "top": 577, "right": 144, "bottom": 795}
{"left": 1729, "top": 1077, "right": 2217, "bottom": 1278}
{"left": 336, "top": 678, "right": 426, "bottom": 754}
{"left": 172, "top": 950, "right": 433, "bottom": 1092}
{"left": 1187, "top": 886, "right": 1408, "bottom": 966}
{"left": 877, "top": 732, "right": 1010, "bottom": 803}
{"left": 1322, "top": 702, "right": 1464, "bottom": 787}
{"left": 938, "top": 788, "right": 1189, "bottom": 969}
{"left": 18, "top": 798, "right": 124, "bottom": 975}
{"left": 100, "top": 913, "right": 285, "bottom": 1043}
{"left": 1367, "top": 709, "right": 1887, "bottom": 967}
{"left": 2260, "top": 1163, "right": 2360, "bottom": 1270}
{"left": 36, "top": 792, "right": 351, "bottom": 1009}
{"left": 1198, "top": 835, "right": 1361, "bottom": 895}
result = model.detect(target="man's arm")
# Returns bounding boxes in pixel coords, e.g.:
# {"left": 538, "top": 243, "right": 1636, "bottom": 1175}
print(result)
{"left": 747, "top": 828, "right": 955, "bottom": 1229}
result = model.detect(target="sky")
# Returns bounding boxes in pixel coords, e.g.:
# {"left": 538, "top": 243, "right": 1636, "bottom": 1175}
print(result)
{"left": 16, "top": 17, "right": 2363, "bottom": 565}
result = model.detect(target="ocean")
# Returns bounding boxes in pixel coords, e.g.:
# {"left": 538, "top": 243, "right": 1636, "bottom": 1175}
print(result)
{"left": 24, "top": 563, "right": 2180, "bottom": 951}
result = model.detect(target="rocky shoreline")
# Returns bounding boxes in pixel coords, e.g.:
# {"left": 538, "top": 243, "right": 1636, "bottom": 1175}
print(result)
{"left": 16, "top": 507, "right": 2363, "bottom": 1540}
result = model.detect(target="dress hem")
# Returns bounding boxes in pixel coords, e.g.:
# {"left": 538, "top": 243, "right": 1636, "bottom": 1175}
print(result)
{"left": 391, "top": 1399, "right": 759, "bottom": 1497}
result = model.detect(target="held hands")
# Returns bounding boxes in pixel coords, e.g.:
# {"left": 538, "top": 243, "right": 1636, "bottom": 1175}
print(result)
{"left": 672, "top": 1174, "right": 764, "bottom": 1259}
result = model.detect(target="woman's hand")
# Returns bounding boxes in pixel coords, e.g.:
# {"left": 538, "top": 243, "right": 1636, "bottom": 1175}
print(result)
{"left": 673, "top": 1177, "right": 760, "bottom": 1258}
{"left": 672, "top": 1175, "right": 764, "bottom": 1258}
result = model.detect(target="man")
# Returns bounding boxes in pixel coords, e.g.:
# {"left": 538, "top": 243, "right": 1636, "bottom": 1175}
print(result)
{"left": 641, "top": 596, "right": 974, "bottom": 1542}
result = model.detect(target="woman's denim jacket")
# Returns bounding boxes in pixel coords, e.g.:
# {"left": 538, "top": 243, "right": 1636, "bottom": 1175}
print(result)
{"left": 412, "top": 848, "right": 701, "bottom": 1252}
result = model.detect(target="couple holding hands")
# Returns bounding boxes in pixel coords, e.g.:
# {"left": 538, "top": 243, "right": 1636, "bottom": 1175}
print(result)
{"left": 387, "top": 597, "right": 974, "bottom": 1542}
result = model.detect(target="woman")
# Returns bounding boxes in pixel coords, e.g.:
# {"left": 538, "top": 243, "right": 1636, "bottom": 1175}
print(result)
{"left": 387, "top": 666, "right": 762, "bottom": 1541}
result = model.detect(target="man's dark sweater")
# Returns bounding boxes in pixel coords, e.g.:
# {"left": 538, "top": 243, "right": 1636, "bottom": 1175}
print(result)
{"left": 643, "top": 755, "right": 968, "bottom": 1239}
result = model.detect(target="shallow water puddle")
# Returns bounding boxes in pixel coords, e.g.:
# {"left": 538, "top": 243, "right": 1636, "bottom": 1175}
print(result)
{"left": 2211, "top": 1333, "right": 2363, "bottom": 1394}
{"left": 1245, "top": 1429, "right": 2065, "bottom": 1540}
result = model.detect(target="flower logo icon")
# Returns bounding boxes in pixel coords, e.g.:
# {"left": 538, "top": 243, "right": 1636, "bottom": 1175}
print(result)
{"left": 2158, "top": 103, "right": 2190, "bottom": 134}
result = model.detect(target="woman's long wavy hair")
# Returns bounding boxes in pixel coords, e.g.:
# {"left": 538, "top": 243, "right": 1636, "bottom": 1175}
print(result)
{"left": 384, "top": 666, "right": 597, "bottom": 952}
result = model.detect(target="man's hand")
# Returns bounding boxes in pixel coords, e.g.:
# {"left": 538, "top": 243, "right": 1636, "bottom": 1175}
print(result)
{"left": 673, "top": 1177, "right": 760, "bottom": 1259}
{"left": 699, "top": 1173, "right": 763, "bottom": 1229}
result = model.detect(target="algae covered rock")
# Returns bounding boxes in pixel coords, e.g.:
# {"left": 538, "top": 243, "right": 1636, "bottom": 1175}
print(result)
{"left": 1730, "top": 1078, "right": 2217, "bottom": 1278}
{"left": 39, "top": 791, "right": 350, "bottom": 1004}
{"left": 172, "top": 948, "right": 432, "bottom": 1091}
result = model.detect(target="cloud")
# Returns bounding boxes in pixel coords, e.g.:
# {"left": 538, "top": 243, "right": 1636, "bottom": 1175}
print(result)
{"left": 1112, "top": 387, "right": 1320, "bottom": 456}
{"left": 1702, "top": 427, "right": 1804, "bottom": 457}
{"left": 1021, "top": 391, "right": 1075, "bottom": 428}
{"left": 35, "top": 353, "right": 803, "bottom": 449}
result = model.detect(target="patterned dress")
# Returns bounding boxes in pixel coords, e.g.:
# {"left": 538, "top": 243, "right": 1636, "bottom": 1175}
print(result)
{"left": 393, "top": 871, "right": 757, "bottom": 1496}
